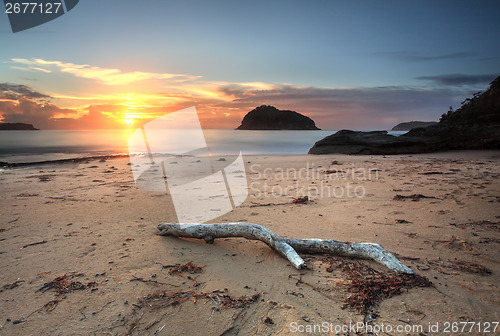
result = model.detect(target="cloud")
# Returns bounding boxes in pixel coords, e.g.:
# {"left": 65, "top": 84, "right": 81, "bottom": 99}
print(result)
{"left": 0, "top": 83, "right": 52, "bottom": 100}
{"left": 0, "top": 97, "right": 76, "bottom": 129}
{"left": 9, "top": 65, "right": 52, "bottom": 73}
{"left": 374, "top": 51, "right": 475, "bottom": 61}
{"left": 10, "top": 58, "right": 201, "bottom": 85}
{"left": 0, "top": 82, "right": 123, "bottom": 129}
{"left": 415, "top": 73, "right": 498, "bottom": 87}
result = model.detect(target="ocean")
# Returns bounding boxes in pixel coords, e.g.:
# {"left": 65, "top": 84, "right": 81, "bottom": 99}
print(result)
{"left": 0, "top": 129, "right": 408, "bottom": 164}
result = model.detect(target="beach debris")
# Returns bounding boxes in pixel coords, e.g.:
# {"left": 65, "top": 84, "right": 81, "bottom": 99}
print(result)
{"left": 393, "top": 194, "right": 436, "bottom": 201}
{"left": 208, "top": 292, "right": 260, "bottom": 309}
{"left": 263, "top": 316, "right": 274, "bottom": 324}
{"left": 166, "top": 262, "right": 205, "bottom": 287}
{"left": 12, "top": 318, "right": 26, "bottom": 325}
{"left": 292, "top": 196, "right": 309, "bottom": 204}
{"left": 437, "top": 236, "right": 474, "bottom": 251}
{"left": 34, "top": 274, "right": 98, "bottom": 314}
{"left": 450, "top": 220, "right": 499, "bottom": 231}
{"left": 137, "top": 289, "right": 259, "bottom": 310}
{"left": 419, "top": 171, "right": 455, "bottom": 175}
{"left": 0, "top": 280, "right": 24, "bottom": 292}
{"left": 40, "top": 299, "right": 64, "bottom": 312}
{"left": 157, "top": 223, "right": 415, "bottom": 273}
{"left": 37, "top": 271, "right": 51, "bottom": 276}
{"left": 322, "top": 258, "right": 432, "bottom": 314}
{"left": 130, "top": 275, "right": 179, "bottom": 287}
{"left": 21, "top": 240, "right": 48, "bottom": 249}
{"left": 38, "top": 273, "right": 97, "bottom": 294}
{"left": 155, "top": 324, "right": 166, "bottom": 335}
{"left": 249, "top": 197, "right": 312, "bottom": 207}
{"left": 428, "top": 258, "right": 491, "bottom": 275}
{"left": 168, "top": 261, "right": 205, "bottom": 275}
{"left": 116, "top": 289, "right": 260, "bottom": 334}
{"left": 138, "top": 290, "right": 195, "bottom": 309}
{"left": 249, "top": 201, "right": 290, "bottom": 207}
{"left": 285, "top": 290, "right": 304, "bottom": 298}
{"left": 26, "top": 174, "right": 56, "bottom": 182}
{"left": 325, "top": 169, "right": 346, "bottom": 174}
{"left": 14, "top": 193, "right": 38, "bottom": 198}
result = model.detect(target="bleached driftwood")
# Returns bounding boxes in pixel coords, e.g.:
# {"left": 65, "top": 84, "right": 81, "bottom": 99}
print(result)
{"left": 157, "top": 223, "right": 414, "bottom": 274}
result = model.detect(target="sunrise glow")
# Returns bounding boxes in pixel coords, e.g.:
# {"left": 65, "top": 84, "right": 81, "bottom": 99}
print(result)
{"left": 123, "top": 118, "right": 134, "bottom": 125}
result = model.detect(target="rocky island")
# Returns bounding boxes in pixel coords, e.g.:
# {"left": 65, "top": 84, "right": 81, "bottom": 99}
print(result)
{"left": 391, "top": 121, "right": 437, "bottom": 130}
{"left": 309, "top": 75, "right": 500, "bottom": 155}
{"left": 237, "top": 105, "right": 320, "bottom": 130}
{"left": 0, "top": 122, "right": 39, "bottom": 130}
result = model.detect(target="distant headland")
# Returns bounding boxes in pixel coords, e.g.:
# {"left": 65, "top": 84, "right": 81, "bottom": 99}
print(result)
{"left": 391, "top": 121, "right": 437, "bottom": 131}
{"left": 237, "top": 105, "right": 320, "bottom": 130}
{"left": 0, "top": 123, "right": 39, "bottom": 130}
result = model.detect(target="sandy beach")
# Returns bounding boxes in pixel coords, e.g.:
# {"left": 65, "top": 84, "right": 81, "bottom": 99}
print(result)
{"left": 0, "top": 151, "right": 499, "bottom": 335}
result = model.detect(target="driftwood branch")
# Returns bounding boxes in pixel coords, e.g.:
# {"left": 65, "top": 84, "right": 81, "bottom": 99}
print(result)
{"left": 157, "top": 223, "right": 414, "bottom": 274}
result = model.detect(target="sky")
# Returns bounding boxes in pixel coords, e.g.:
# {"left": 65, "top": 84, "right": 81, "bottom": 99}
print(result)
{"left": 0, "top": 0, "right": 499, "bottom": 130}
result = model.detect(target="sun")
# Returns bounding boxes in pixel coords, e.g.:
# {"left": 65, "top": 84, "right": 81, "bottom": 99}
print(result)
{"left": 124, "top": 118, "right": 135, "bottom": 126}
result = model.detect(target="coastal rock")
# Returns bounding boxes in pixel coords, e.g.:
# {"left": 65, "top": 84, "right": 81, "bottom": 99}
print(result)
{"left": 308, "top": 130, "right": 431, "bottom": 155}
{"left": 309, "top": 76, "right": 500, "bottom": 155}
{"left": 237, "top": 105, "right": 320, "bottom": 130}
{"left": 391, "top": 121, "right": 437, "bottom": 131}
{"left": 0, "top": 123, "right": 39, "bottom": 130}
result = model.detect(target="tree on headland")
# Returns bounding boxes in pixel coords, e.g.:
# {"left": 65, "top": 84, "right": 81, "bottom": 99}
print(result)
{"left": 439, "top": 106, "right": 454, "bottom": 123}
{"left": 438, "top": 75, "right": 500, "bottom": 125}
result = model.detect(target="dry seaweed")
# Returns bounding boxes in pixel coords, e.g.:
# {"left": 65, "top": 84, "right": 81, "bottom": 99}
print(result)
{"left": 21, "top": 240, "right": 48, "bottom": 249}
{"left": 138, "top": 290, "right": 196, "bottom": 309}
{"left": 130, "top": 275, "right": 179, "bottom": 286}
{"left": 168, "top": 261, "right": 205, "bottom": 275}
{"left": 292, "top": 196, "right": 309, "bottom": 204}
{"left": 38, "top": 273, "right": 97, "bottom": 295}
{"left": 249, "top": 201, "right": 290, "bottom": 207}
{"left": 1, "top": 279, "right": 24, "bottom": 292}
{"left": 321, "top": 257, "right": 431, "bottom": 315}
{"left": 393, "top": 194, "right": 436, "bottom": 201}
{"left": 40, "top": 298, "right": 64, "bottom": 312}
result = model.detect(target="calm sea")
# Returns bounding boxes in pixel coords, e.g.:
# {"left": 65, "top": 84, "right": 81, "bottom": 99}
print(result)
{"left": 0, "top": 129, "right": 407, "bottom": 164}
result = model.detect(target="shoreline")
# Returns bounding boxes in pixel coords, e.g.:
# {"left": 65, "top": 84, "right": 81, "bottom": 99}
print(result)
{"left": 1, "top": 148, "right": 499, "bottom": 168}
